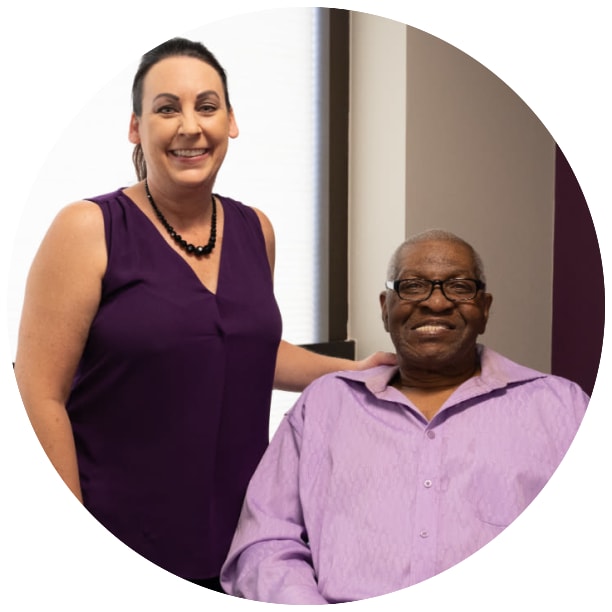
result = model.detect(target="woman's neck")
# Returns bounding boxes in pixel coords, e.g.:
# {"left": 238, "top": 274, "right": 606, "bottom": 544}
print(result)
{"left": 144, "top": 178, "right": 214, "bottom": 220}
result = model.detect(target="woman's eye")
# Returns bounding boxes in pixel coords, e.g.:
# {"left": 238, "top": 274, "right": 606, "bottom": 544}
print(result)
{"left": 156, "top": 105, "right": 177, "bottom": 114}
{"left": 198, "top": 104, "right": 217, "bottom": 113}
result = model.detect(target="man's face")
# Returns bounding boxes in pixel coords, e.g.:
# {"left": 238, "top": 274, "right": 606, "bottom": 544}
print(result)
{"left": 380, "top": 240, "right": 493, "bottom": 375}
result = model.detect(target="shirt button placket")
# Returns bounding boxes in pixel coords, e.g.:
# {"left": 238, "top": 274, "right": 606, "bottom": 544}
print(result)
{"left": 411, "top": 427, "right": 439, "bottom": 583}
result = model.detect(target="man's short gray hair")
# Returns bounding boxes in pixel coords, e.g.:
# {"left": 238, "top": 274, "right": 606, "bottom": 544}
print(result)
{"left": 386, "top": 229, "right": 486, "bottom": 283}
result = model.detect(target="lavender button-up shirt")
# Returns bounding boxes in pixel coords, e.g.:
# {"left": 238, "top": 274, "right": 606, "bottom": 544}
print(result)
{"left": 221, "top": 346, "right": 588, "bottom": 604}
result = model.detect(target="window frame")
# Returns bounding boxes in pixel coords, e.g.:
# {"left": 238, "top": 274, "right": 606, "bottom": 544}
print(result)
{"left": 301, "top": 9, "right": 355, "bottom": 360}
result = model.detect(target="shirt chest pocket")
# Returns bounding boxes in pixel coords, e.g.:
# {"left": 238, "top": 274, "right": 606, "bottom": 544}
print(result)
{"left": 464, "top": 467, "right": 548, "bottom": 527}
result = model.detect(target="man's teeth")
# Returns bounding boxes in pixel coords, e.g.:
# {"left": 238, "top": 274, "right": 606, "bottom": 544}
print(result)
{"left": 417, "top": 325, "right": 448, "bottom": 333}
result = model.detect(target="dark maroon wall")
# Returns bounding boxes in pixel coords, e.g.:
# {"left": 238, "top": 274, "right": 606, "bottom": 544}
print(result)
{"left": 551, "top": 145, "right": 605, "bottom": 395}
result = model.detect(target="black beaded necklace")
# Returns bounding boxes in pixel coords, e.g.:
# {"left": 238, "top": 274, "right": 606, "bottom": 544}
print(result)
{"left": 144, "top": 179, "right": 217, "bottom": 256}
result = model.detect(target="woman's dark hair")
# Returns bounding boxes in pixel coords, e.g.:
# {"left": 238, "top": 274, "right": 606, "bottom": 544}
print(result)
{"left": 131, "top": 37, "right": 231, "bottom": 180}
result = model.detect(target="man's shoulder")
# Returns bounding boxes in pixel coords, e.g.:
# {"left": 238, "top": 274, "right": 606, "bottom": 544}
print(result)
{"left": 306, "top": 364, "right": 397, "bottom": 394}
{"left": 480, "top": 345, "right": 590, "bottom": 405}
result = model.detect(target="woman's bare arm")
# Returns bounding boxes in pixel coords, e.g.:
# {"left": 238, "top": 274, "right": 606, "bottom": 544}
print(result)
{"left": 14, "top": 201, "right": 107, "bottom": 501}
{"left": 252, "top": 207, "right": 395, "bottom": 393}
{"left": 273, "top": 340, "right": 396, "bottom": 392}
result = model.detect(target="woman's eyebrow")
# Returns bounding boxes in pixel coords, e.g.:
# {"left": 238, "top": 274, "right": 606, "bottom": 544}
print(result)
{"left": 196, "top": 90, "right": 221, "bottom": 100}
{"left": 153, "top": 93, "right": 179, "bottom": 103}
{"left": 152, "top": 91, "right": 221, "bottom": 102}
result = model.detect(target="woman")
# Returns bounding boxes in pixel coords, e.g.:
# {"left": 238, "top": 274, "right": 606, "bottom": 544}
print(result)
{"left": 13, "top": 37, "right": 394, "bottom": 591}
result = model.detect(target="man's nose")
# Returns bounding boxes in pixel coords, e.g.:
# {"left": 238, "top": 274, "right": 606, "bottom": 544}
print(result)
{"left": 420, "top": 284, "right": 454, "bottom": 309}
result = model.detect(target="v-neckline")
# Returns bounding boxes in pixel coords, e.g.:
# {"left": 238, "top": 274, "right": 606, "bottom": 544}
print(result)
{"left": 120, "top": 188, "right": 225, "bottom": 297}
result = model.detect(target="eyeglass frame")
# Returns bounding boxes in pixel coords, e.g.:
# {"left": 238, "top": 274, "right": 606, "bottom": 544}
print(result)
{"left": 385, "top": 277, "right": 486, "bottom": 303}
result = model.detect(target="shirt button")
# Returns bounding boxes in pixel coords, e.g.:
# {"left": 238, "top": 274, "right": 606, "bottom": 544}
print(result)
{"left": 424, "top": 479, "right": 433, "bottom": 488}
{"left": 419, "top": 530, "right": 429, "bottom": 538}
{"left": 426, "top": 430, "right": 436, "bottom": 439}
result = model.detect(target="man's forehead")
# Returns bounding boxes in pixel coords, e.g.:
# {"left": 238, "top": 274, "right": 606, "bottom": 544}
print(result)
{"left": 399, "top": 240, "right": 476, "bottom": 271}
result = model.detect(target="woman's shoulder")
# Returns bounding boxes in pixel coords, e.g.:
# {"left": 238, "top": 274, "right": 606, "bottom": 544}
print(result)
{"left": 221, "top": 195, "right": 276, "bottom": 270}
{"left": 55, "top": 187, "right": 127, "bottom": 218}
{"left": 218, "top": 195, "right": 272, "bottom": 227}
{"left": 31, "top": 198, "right": 107, "bottom": 280}
{"left": 218, "top": 194, "right": 276, "bottom": 273}
{"left": 217, "top": 193, "right": 252, "bottom": 215}
{"left": 83, "top": 187, "right": 131, "bottom": 208}
{"left": 52, "top": 198, "right": 105, "bottom": 234}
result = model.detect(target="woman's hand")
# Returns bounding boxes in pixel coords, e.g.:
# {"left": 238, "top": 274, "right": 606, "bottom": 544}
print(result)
{"left": 274, "top": 342, "right": 397, "bottom": 393}
{"left": 353, "top": 351, "right": 397, "bottom": 371}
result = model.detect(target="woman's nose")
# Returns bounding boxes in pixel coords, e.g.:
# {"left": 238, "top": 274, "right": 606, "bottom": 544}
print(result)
{"left": 178, "top": 110, "right": 201, "bottom": 135}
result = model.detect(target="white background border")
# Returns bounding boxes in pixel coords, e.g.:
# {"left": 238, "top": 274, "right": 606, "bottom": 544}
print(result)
{"left": 2, "top": 1, "right": 609, "bottom": 610}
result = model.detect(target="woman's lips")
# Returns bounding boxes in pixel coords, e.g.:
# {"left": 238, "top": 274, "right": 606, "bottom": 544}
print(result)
{"left": 171, "top": 148, "right": 208, "bottom": 158}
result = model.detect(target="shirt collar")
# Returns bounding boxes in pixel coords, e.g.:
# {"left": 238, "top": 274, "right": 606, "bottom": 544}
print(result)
{"left": 336, "top": 365, "right": 399, "bottom": 395}
{"left": 475, "top": 344, "right": 547, "bottom": 391}
{"left": 336, "top": 345, "right": 547, "bottom": 399}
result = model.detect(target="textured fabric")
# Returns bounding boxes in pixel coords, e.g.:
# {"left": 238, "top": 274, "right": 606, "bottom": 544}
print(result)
{"left": 221, "top": 346, "right": 588, "bottom": 603}
{"left": 66, "top": 189, "right": 282, "bottom": 579}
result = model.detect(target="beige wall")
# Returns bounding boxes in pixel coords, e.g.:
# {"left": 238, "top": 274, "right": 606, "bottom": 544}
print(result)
{"left": 348, "top": 14, "right": 407, "bottom": 357}
{"left": 348, "top": 14, "right": 556, "bottom": 373}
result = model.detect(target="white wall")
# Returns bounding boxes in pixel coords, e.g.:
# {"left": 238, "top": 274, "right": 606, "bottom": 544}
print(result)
{"left": 349, "top": 16, "right": 556, "bottom": 374}
{"left": 4, "top": 9, "right": 325, "bottom": 436}
{"left": 6, "top": 8, "right": 325, "bottom": 359}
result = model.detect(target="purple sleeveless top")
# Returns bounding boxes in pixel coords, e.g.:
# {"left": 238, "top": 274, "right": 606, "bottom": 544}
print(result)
{"left": 66, "top": 189, "right": 282, "bottom": 579}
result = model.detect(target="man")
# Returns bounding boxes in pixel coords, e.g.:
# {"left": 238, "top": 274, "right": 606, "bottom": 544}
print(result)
{"left": 220, "top": 229, "right": 588, "bottom": 604}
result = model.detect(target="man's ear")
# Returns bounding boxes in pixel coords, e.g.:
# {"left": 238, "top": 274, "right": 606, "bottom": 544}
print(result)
{"left": 478, "top": 292, "right": 493, "bottom": 334}
{"left": 380, "top": 291, "right": 390, "bottom": 333}
{"left": 128, "top": 113, "right": 141, "bottom": 144}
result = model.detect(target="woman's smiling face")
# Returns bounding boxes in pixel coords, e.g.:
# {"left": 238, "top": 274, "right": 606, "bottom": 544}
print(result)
{"left": 129, "top": 55, "right": 238, "bottom": 191}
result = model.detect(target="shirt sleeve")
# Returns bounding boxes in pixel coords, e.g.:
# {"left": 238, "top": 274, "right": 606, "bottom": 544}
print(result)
{"left": 220, "top": 399, "right": 328, "bottom": 604}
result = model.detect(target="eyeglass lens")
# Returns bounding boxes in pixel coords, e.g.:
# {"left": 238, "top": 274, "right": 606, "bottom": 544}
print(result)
{"left": 397, "top": 279, "right": 479, "bottom": 301}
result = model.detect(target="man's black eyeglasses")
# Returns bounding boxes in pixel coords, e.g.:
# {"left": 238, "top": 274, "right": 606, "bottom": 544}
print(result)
{"left": 385, "top": 278, "right": 485, "bottom": 303}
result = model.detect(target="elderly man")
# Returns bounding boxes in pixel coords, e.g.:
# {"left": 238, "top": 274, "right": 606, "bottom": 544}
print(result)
{"left": 220, "top": 229, "right": 588, "bottom": 604}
